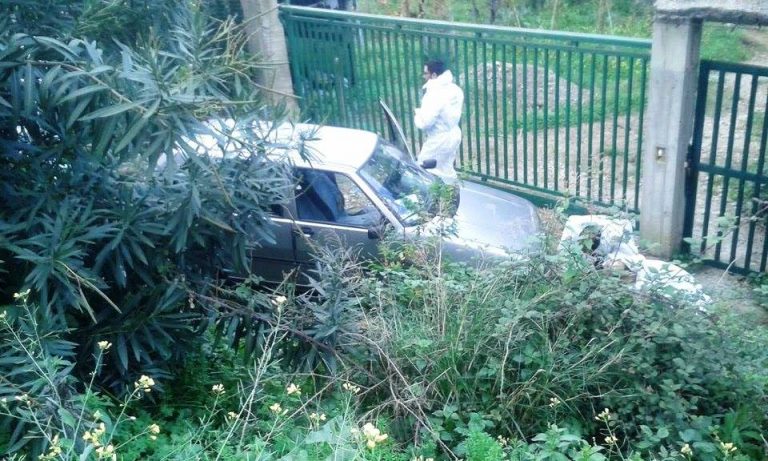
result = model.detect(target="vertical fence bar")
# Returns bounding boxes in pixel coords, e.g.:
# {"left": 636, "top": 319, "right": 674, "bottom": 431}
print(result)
{"left": 683, "top": 59, "right": 710, "bottom": 253}
{"left": 492, "top": 42, "right": 500, "bottom": 178}
{"left": 746, "top": 89, "right": 768, "bottom": 271}
{"left": 565, "top": 49, "right": 573, "bottom": 190}
{"left": 483, "top": 38, "right": 491, "bottom": 176}
{"left": 634, "top": 58, "right": 647, "bottom": 213}
{"left": 714, "top": 73, "right": 742, "bottom": 262}
{"left": 623, "top": 57, "right": 635, "bottom": 205}
{"left": 543, "top": 48, "right": 550, "bottom": 190}
{"left": 453, "top": 38, "right": 464, "bottom": 165}
{"left": 502, "top": 43, "right": 509, "bottom": 180}
{"left": 700, "top": 70, "right": 726, "bottom": 255}
{"left": 462, "top": 38, "right": 472, "bottom": 171}
{"left": 730, "top": 75, "right": 758, "bottom": 265}
{"left": 576, "top": 51, "right": 584, "bottom": 197}
{"left": 554, "top": 49, "right": 561, "bottom": 192}
{"left": 473, "top": 38, "right": 482, "bottom": 174}
{"left": 522, "top": 45, "right": 529, "bottom": 185}
{"left": 403, "top": 32, "right": 416, "bottom": 151}
{"left": 610, "top": 56, "right": 621, "bottom": 204}
{"left": 364, "top": 28, "right": 383, "bottom": 134}
{"left": 533, "top": 47, "right": 539, "bottom": 187}
{"left": 391, "top": 29, "right": 407, "bottom": 136}
{"left": 354, "top": 24, "right": 373, "bottom": 131}
{"left": 512, "top": 45, "right": 519, "bottom": 182}
{"left": 587, "top": 52, "right": 596, "bottom": 201}
{"left": 598, "top": 55, "right": 608, "bottom": 203}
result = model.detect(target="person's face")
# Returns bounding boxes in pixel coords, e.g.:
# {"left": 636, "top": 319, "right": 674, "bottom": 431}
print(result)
{"left": 423, "top": 65, "right": 435, "bottom": 83}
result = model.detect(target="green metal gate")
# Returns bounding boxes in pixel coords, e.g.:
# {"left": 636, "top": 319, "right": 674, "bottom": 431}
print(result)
{"left": 280, "top": 6, "right": 650, "bottom": 212}
{"left": 684, "top": 60, "right": 768, "bottom": 273}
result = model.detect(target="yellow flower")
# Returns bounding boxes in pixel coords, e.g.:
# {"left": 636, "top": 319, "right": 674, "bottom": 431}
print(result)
{"left": 361, "top": 422, "right": 388, "bottom": 449}
{"left": 269, "top": 402, "right": 283, "bottom": 414}
{"left": 720, "top": 442, "right": 737, "bottom": 453}
{"left": 39, "top": 434, "right": 63, "bottom": 460}
{"left": 97, "top": 341, "right": 112, "bottom": 351}
{"left": 286, "top": 383, "right": 301, "bottom": 396}
{"left": 95, "top": 443, "right": 116, "bottom": 460}
{"left": 594, "top": 408, "right": 611, "bottom": 422}
{"left": 226, "top": 411, "right": 238, "bottom": 420}
{"left": 604, "top": 435, "right": 618, "bottom": 445}
{"left": 134, "top": 375, "right": 156, "bottom": 392}
{"left": 211, "top": 383, "right": 225, "bottom": 395}
{"left": 148, "top": 423, "right": 160, "bottom": 435}
{"left": 271, "top": 295, "right": 287, "bottom": 311}
{"left": 681, "top": 443, "right": 693, "bottom": 456}
{"left": 342, "top": 382, "right": 361, "bottom": 394}
{"left": 309, "top": 412, "right": 327, "bottom": 423}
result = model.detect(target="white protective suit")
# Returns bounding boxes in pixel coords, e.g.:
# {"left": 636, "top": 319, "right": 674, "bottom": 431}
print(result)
{"left": 414, "top": 70, "right": 464, "bottom": 180}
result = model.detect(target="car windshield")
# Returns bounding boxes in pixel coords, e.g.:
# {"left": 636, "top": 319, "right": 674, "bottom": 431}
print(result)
{"left": 359, "top": 141, "right": 441, "bottom": 226}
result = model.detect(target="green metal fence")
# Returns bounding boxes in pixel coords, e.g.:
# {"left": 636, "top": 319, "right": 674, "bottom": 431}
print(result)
{"left": 684, "top": 60, "right": 768, "bottom": 274}
{"left": 280, "top": 6, "right": 650, "bottom": 211}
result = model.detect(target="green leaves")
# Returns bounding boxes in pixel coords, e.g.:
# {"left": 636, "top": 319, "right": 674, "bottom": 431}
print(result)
{"left": 0, "top": 0, "right": 290, "bottom": 403}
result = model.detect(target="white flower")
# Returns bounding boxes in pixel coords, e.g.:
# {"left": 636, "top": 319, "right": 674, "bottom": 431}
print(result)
{"left": 211, "top": 384, "right": 225, "bottom": 395}
{"left": 286, "top": 383, "right": 301, "bottom": 396}
{"left": 269, "top": 402, "right": 283, "bottom": 414}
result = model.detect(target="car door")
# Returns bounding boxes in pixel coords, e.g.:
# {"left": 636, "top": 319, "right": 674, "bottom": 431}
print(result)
{"left": 292, "top": 168, "right": 386, "bottom": 274}
{"left": 249, "top": 203, "right": 300, "bottom": 283}
{"left": 379, "top": 100, "right": 415, "bottom": 161}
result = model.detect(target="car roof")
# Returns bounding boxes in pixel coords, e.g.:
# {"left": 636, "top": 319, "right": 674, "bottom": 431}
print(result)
{"left": 185, "top": 120, "right": 380, "bottom": 172}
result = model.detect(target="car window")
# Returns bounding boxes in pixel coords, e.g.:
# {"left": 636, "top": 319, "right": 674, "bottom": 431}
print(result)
{"left": 295, "top": 169, "right": 382, "bottom": 228}
{"left": 359, "top": 142, "right": 441, "bottom": 226}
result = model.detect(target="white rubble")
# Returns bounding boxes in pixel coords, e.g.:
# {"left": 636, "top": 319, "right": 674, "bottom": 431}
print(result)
{"left": 559, "top": 215, "right": 711, "bottom": 309}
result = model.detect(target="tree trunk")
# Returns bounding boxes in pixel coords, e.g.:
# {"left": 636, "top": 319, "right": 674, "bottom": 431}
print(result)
{"left": 489, "top": 0, "right": 499, "bottom": 24}
{"left": 240, "top": 0, "right": 298, "bottom": 113}
{"left": 470, "top": 0, "right": 480, "bottom": 22}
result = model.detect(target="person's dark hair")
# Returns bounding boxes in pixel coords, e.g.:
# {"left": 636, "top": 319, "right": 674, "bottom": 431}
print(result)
{"left": 425, "top": 59, "right": 446, "bottom": 76}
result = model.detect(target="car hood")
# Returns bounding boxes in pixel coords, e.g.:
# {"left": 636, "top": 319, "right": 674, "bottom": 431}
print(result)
{"left": 415, "top": 181, "right": 542, "bottom": 259}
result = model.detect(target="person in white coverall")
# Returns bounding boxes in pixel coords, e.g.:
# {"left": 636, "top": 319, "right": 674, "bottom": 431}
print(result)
{"left": 414, "top": 59, "right": 464, "bottom": 181}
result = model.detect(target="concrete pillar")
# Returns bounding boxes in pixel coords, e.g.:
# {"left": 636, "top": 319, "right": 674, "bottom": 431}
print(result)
{"left": 639, "top": 18, "right": 702, "bottom": 258}
{"left": 240, "top": 0, "right": 298, "bottom": 113}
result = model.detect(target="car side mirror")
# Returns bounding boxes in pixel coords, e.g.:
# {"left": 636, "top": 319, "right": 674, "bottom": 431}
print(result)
{"left": 421, "top": 159, "right": 437, "bottom": 170}
{"left": 368, "top": 225, "right": 384, "bottom": 240}
{"left": 367, "top": 216, "right": 390, "bottom": 240}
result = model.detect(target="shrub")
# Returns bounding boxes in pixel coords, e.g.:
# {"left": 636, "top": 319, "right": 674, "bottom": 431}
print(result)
{"left": 356, "top": 237, "right": 768, "bottom": 458}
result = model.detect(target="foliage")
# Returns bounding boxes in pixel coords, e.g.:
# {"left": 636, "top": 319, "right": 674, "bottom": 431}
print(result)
{"left": 354, "top": 230, "right": 768, "bottom": 459}
{"left": 0, "top": 0, "right": 290, "bottom": 397}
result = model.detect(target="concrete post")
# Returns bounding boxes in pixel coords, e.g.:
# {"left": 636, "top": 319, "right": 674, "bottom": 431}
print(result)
{"left": 639, "top": 18, "right": 702, "bottom": 258}
{"left": 240, "top": 0, "right": 298, "bottom": 113}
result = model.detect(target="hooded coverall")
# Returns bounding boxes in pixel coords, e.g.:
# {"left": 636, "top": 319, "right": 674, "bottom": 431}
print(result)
{"left": 414, "top": 70, "right": 464, "bottom": 181}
